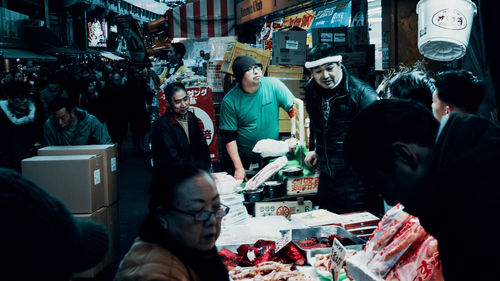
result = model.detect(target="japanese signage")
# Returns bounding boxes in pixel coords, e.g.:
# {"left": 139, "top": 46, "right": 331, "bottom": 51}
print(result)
{"left": 329, "top": 238, "right": 347, "bottom": 281}
{"left": 206, "top": 60, "right": 224, "bottom": 92}
{"left": 310, "top": 0, "right": 352, "bottom": 29}
{"left": 236, "top": 0, "right": 308, "bottom": 24}
{"left": 187, "top": 87, "right": 219, "bottom": 162}
{"left": 87, "top": 18, "right": 108, "bottom": 48}
{"left": 282, "top": 10, "right": 316, "bottom": 30}
{"left": 286, "top": 174, "right": 320, "bottom": 195}
{"left": 254, "top": 200, "right": 313, "bottom": 218}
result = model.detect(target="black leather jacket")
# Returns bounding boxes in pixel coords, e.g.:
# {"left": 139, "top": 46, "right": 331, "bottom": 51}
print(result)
{"left": 305, "top": 65, "right": 377, "bottom": 176}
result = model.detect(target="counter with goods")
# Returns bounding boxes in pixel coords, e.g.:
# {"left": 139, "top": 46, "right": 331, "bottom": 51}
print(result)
{"left": 215, "top": 143, "right": 442, "bottom": 281}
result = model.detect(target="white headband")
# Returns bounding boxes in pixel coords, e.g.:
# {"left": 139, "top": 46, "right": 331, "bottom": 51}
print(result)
{"left": 305, "top": 55, "right": 342, "bottom": 69}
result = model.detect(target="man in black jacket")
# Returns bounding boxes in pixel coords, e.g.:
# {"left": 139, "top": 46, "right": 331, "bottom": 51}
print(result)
{"left": 151, "top": 82, "right": 211, "bottom": 170}
{"left": 343, "top": 99, "right": 500, "bottom": 280}
{"left": 304, "top": 43, "right": 383, "bottom": 216}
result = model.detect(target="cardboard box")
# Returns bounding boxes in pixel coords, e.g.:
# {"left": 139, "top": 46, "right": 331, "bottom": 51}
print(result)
{"left": 311, "top": 27, "right": 349, "bottom": 48}
{"left": 267, "top": 65, "right": 304, "bottom": 79}
{"left": 279, "top": 78, "right": 306, "bottom": 99}
{"left": 285, "top": 173, "right": 320, "bottom": 195}
{"left": 73, "top": 207, "right": 110, "bottom": 278}
{"left": 271, "top": 27, "right": 307, "bottom": 66}
{"left": 339, "top": 211, "right": 380, "bottom": 230}
{"left": 254, "top": 200, "right": 313, "bottom": 219}
{"left": 38, "top": 145, "right": 118, "bottom": 206}
{"left": 22, "top": 155, "right": 105, "bottom": 213}
{"left": 221, "top": 41, "right": 271, "bottom": 75}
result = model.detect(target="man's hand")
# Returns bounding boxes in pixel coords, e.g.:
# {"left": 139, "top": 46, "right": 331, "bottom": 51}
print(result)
{"left": 305, "top": 150, "right": 319, "bottom": 170}
{"left": 234, "top": 167, "right": 246, "bottom": 181}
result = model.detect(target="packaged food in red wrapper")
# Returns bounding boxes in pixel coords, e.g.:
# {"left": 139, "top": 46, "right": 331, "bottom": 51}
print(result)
{"left": 364, "top": 203, "right": 412, "bottom": 254}
{"left": 385, "top": 234, "right": 444, "bottom": 281}
{"left": 345, "top": 204, "right": 443, "bottom": 281}
{"left": 368, "top": 217, "right": 428, "bottom": 277}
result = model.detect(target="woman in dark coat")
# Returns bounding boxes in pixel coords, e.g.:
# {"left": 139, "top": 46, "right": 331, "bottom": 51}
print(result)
{"left": 151, "top": 82, "right": 211, "bottom": 170}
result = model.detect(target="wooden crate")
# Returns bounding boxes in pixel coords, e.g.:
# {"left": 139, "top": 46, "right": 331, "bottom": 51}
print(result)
{"left": 267, "top": 65, "right": 304, "bottom": 79}
{"left": 221, "top": 41, "right": 271, "bottom": 75}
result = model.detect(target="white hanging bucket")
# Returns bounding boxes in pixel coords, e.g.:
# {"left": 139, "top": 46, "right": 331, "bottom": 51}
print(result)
{"left": 416, "top": 0, "right": 477, "bottom": 61}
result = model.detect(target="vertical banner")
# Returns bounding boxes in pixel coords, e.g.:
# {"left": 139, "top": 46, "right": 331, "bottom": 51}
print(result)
{"left": 206, "top": 60, "right": 224, "bottom": 92}
{"left": 187, "top": 86, "right": 219, "bottom": 162}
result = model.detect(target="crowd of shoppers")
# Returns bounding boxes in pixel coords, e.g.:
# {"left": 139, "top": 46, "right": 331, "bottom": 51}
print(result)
{"left": 0, "top": 58, "right": 156, "bottom": 170}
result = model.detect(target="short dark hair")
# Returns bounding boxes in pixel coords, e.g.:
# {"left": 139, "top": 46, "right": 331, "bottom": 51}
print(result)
{"left": 148, "top": 164, "right": 211, "bottom": 211}
{"left": 344, "top": 99, "right": 440, "bottom": 176}
{"left": 434, "top": 70, "right": 484, "bottom": 114}
{"left": 50, "top": 96, "right": 75, "bottom": 113}
{"left": 164, "top": 82, "right": 187, "bottom": 105}
{"left": 307, "top": 43, "right": 340, "bottom": 64}
{"left": 171, "top": 42, "right": 186, "bottom": 59}
{"left": 387, "top": 71, "right": 435, "bottom": 110}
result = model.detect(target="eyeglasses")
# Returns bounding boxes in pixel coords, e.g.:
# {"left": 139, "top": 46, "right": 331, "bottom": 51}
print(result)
{"left": 170, "top": 204, "right": 230, "bottom": 222}
{"left": 247, "top": 65, "right": 262, "bottom": 72}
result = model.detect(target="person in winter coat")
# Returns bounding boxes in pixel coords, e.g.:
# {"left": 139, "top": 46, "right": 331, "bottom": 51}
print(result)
{"left": 151, "top": 82, "right": 211, "bottom": 170}
{"left": 0, "top": 81, "right": 44, "bottom": 171}
{"left": 343, "top": 99, "right": 500, "bottom": 280}
{"left": 303, "top": 43, "right": 383, "bottom": 216}
{"left": 43, "top": 96, "right": 112, "bottom": 146}
{"left": 114, "top": 164, "right": 230, "bottom": 281}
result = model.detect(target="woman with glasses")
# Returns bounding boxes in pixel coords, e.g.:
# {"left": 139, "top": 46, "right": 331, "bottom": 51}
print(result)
{"left": 114, "top": 164, "right": 230, "bottom": 281}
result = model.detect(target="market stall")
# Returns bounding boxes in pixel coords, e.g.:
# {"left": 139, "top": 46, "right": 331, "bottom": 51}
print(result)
{"left": 213, "top": 165, "right": 444, "bottom": 281}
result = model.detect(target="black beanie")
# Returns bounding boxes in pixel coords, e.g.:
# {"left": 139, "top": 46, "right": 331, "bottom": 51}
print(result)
{"left": 232, "top": 55, "right": 262, "bottom": 82}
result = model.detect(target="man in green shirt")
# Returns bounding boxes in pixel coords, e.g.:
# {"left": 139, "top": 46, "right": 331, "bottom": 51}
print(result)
{"left": 220, "top": 55, "right": 296, "bottom": 180}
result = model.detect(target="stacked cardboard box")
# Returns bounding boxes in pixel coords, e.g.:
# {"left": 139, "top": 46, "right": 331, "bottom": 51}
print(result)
{"left": 22, "top": 144, "right": 119, "bottom": 278}
{"left": 22, "top": 155, "right": 105, "bottom": 214}
{"left": 271, "top": 26, "right": 307, "bottom": 66}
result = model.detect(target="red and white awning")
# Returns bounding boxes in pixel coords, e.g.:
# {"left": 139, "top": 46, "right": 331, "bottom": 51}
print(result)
{"left": 167, "top": 0, "right": 236, "bottom": 38}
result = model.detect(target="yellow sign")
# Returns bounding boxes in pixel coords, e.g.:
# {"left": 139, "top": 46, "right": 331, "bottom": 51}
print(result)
{"left": 237, "top": 0, "right": 308, "bottom": 24}
{"left": 282, "top": 10, "right": 316, "bottom": 30}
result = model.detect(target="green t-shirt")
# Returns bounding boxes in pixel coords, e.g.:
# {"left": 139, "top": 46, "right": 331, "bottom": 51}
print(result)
{"left": 219, "top": 77, "right": 295, "bottom": 156}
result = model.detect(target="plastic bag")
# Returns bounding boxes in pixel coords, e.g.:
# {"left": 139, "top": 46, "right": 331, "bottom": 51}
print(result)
{"left": 385, "top": 234, "right": 444, "bottom": 281}
{"left": 252, "top": 139, "right": 289, "bottom": 158}
{"left": 368, "top": 217, "right": 428, "bottom": 277}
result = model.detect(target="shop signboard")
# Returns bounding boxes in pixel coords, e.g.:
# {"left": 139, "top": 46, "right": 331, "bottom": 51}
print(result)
{"left": 88, "top": 18, "right": 108, "bottom": 48}
{"left": 282, "top": 10, "right": 316, "bottom": 30}
{"left": 236, "top": 0, "right": 309, "bottom": 24}
{"left": 206, "top": 60, "right": 224, "bottom": 92}
{"left": 309, "top": 0, "right": 352, "bottom": 29}
{"left": 187, "top": 86, "right": 220, "bottom": 162}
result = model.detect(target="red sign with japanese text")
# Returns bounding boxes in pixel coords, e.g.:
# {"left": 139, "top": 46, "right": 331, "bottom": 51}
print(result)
{"left": 187, "top": 87, "right": 219, "bottom": 162}
{"left": 157, "top": 86, "right": 219, "bottom": 162}
{"left": 286, "top": 174, "right": 320, "bottom": 195}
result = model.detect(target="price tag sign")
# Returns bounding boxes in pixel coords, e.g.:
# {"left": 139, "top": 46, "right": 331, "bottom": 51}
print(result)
{"left": 276, "top": 229, "right": 292, "bottom": 252}
{"left": 329, "top": 238, "right": 346, "bottom": 281}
